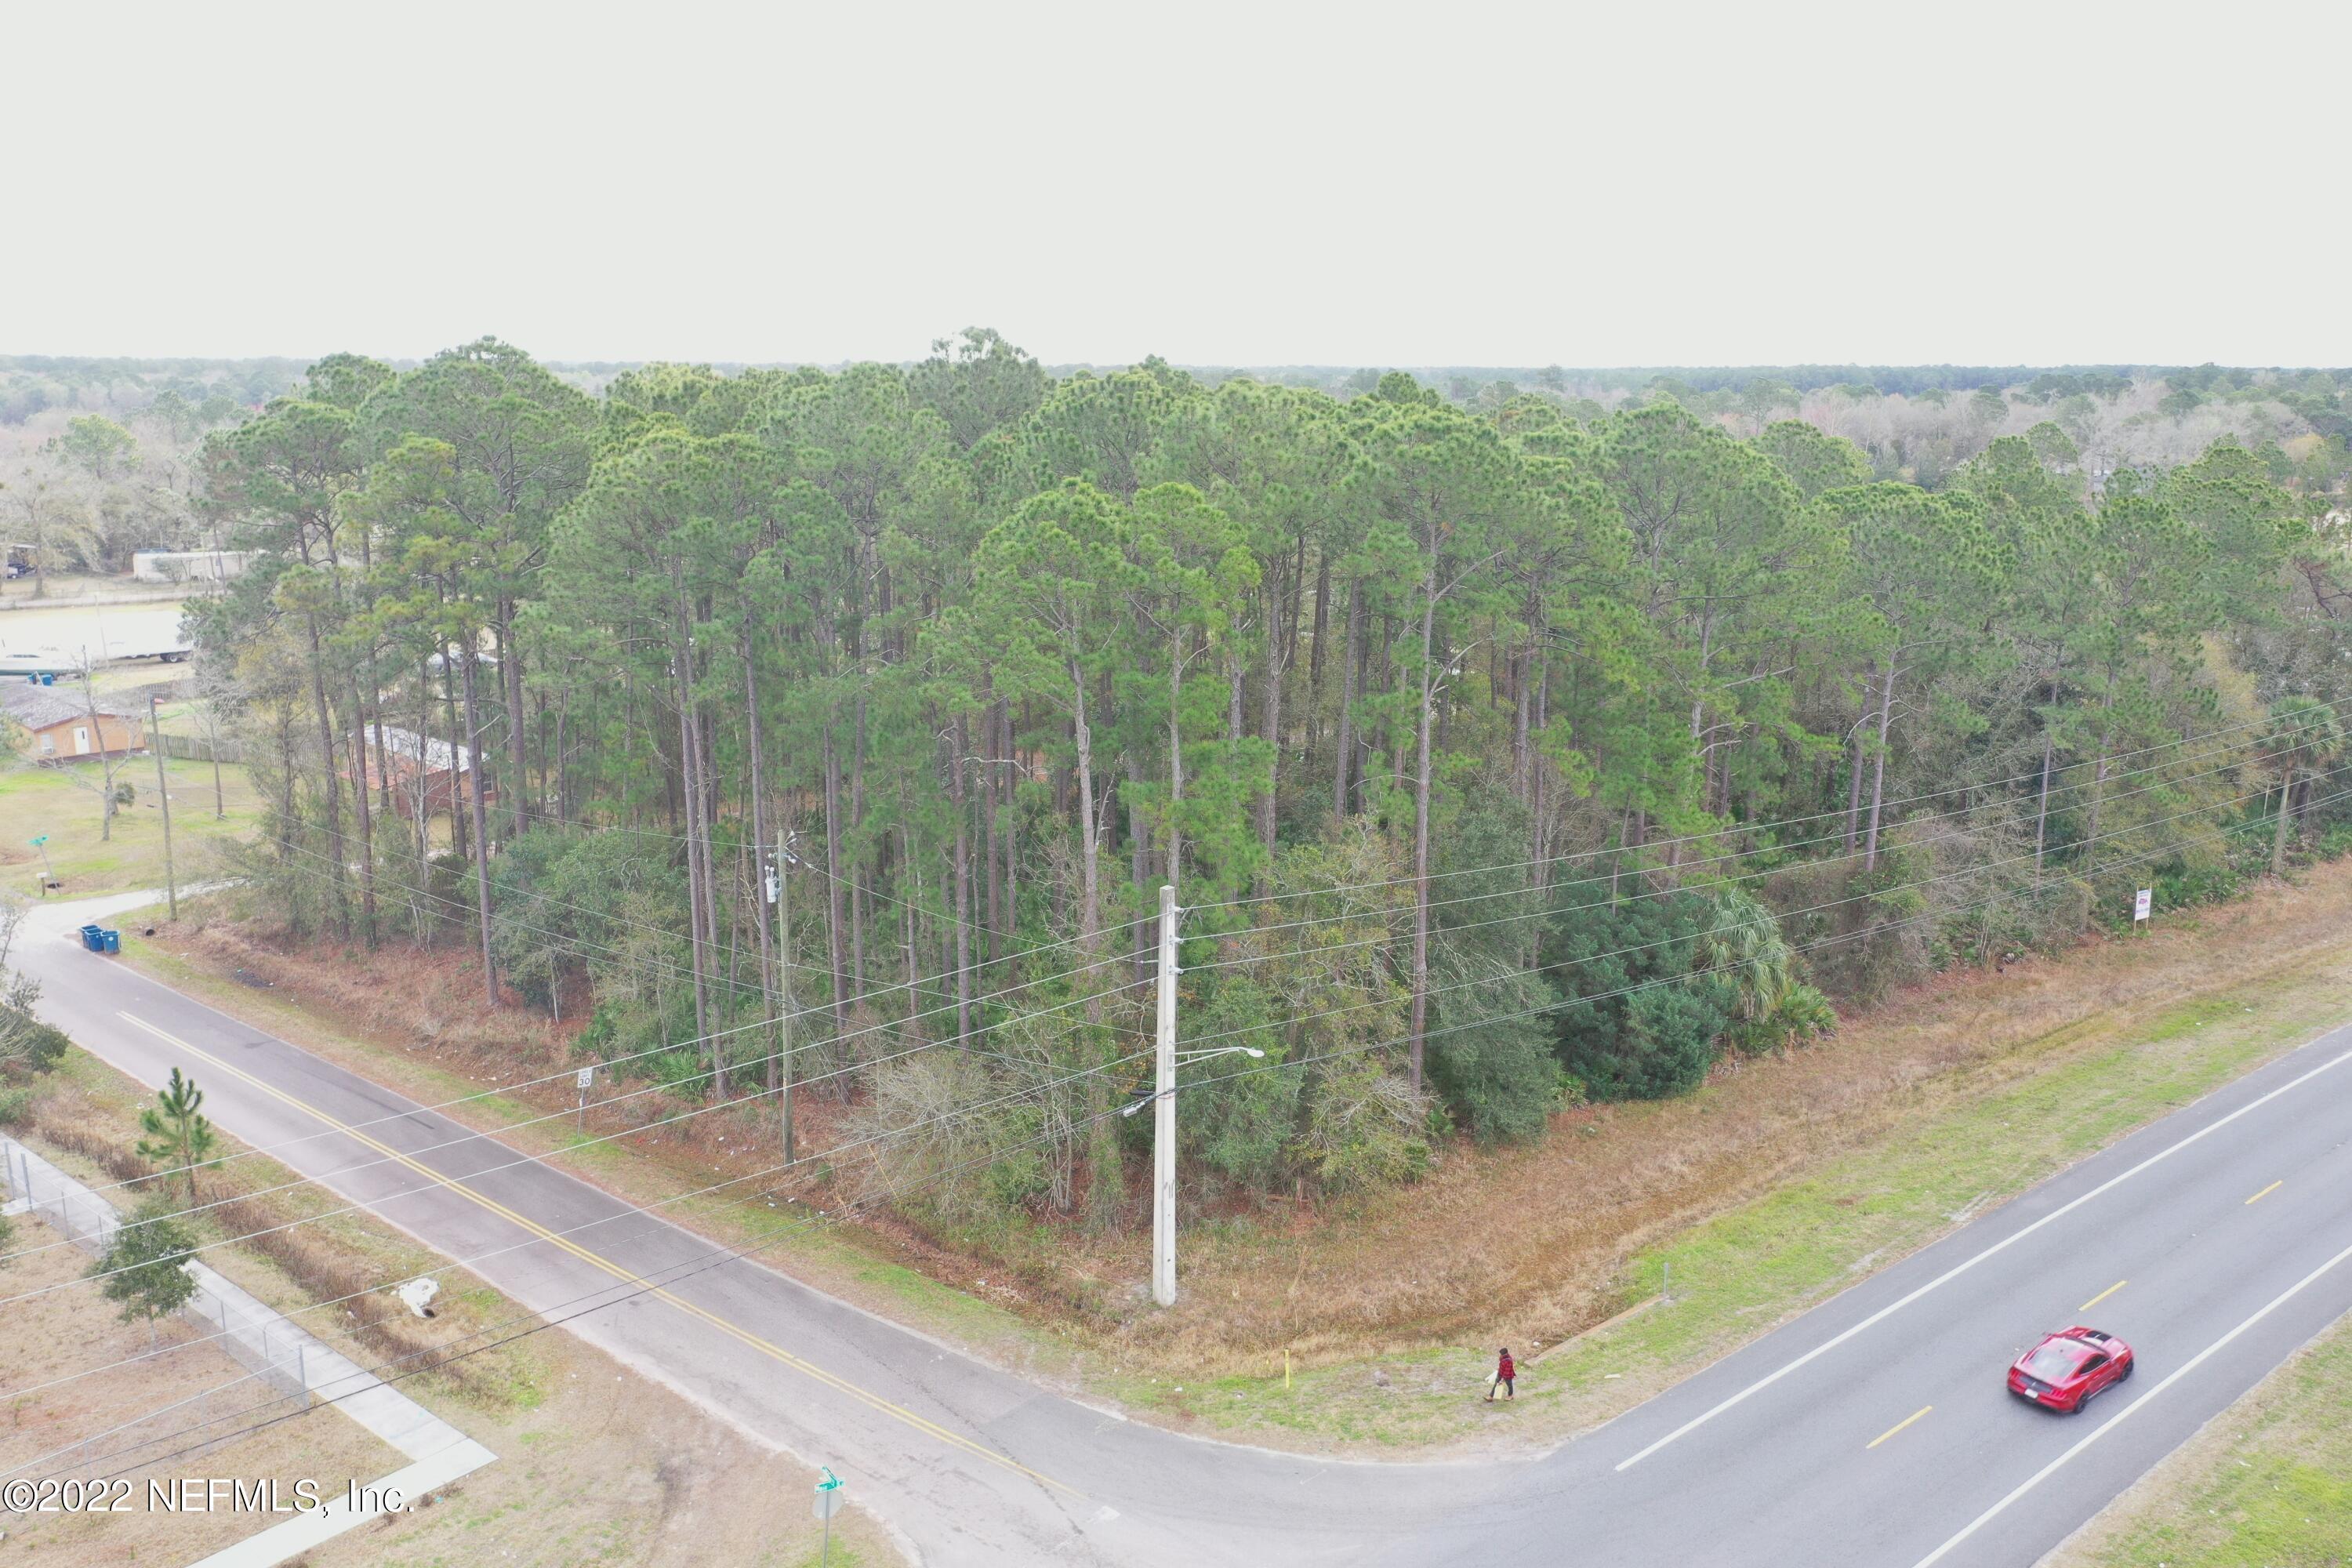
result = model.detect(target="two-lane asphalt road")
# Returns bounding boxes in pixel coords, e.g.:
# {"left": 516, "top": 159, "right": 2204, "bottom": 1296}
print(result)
{"left": 1378, "top": 1020, "right": 2352, "bottom": 1566}
{"left": 12, "top": 890, "right": 2352, "bottom": 1566}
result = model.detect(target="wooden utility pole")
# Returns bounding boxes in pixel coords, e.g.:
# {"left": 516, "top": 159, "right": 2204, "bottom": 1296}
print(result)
{"left": 461, "top": 648, "right": 498, "bottom": 1007}
{"left": 148, "top": 694, "right": 176, "bottom": 920}
{"left": 777, "top": 829, "right": 797, "bottom": 1166}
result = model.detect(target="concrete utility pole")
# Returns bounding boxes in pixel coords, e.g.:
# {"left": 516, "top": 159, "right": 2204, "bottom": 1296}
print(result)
{"left": 148, "top": 694, "right": 176, "bottom": 920}
{"left": 1133, "top": 885, "right": 1260, "bottom": 1309}
{"left": 1154, "top": 883, "right": 1178, "bottom": 1308}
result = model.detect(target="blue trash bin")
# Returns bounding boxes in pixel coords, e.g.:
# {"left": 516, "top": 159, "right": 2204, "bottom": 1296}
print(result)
{"left": 102, "top": 929, "right": 121, "bottom": 954}
{"left": 78, "top": 924, "right": 104, "bottom": 953}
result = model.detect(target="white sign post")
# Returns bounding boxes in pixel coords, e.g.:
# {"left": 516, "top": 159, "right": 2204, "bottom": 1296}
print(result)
{"left": 575, "top": 1065, "right": 594, "bottom": 1131}
{"left": 812, "top": 1468, "right": 844, "bottom": 1565}
{"left": 2133, "top": 887, "right": 2152, "bottom": 926}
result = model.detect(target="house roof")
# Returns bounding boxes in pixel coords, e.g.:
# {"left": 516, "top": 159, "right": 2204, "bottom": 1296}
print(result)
{"left": 2, "top": 684, "right": 131, "bottom": 731}
{"left": 355, "top": 725, "right": 471, "bottom": 773}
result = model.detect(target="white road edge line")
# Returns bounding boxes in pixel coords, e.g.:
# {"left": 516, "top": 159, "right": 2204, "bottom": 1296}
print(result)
{"left": 1613, "top": 1039, "right": 2352, "bottom": 1472}
{"left": 1911, "top": 1229, "right": 2352, "bottom": 1566}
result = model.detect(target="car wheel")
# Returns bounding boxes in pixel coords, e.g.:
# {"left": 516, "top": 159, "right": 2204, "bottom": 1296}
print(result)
{"left": 2120, "top": 1356, "right": 2134, "bottom": 1381}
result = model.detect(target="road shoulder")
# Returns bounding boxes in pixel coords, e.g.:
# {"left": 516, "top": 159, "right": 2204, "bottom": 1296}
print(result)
{"left": 2041, "top": 1305, "right": 2352, "bottom": 1567}
{"left": 98, "top": 870, "right": 2352, "bottom": 1464}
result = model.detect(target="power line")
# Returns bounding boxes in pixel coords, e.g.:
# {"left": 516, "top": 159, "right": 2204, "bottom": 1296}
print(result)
{"left": 1171, "top": 763, "right": 2334, "bottom": 1054}
{"left": 0, "top": 964, "right": 1133, "bottom": 1281}
{"left": 1164, "top": 779, "right": 2352, "bottom": 1109}
{"left": 61, "top": 839, "right": 1146, "bottom": 1212}
{"left": 3, "top": 1024, "right": 1171, "bottom": 1476}
{"left": 27, "top": 775, "right": 2319, "bottom": 1488}
{"left": 23, "top": 747, "right": 2316, "bottom": 1311}
{"left": 242, "top": 707, "right": 2288, "bottom": 1039}
{"left": 252, "top": 822, "right": 1134, "bottom": 1014}
{"left": 274, "top": 707, "right": 2285, "bottom": 1022}
{"left": 1210, "top": 709, "right": 2291, "bottom": 910}
{"left": 38, "top": 732, "right": 2296, "bottom": 1279}
{"left": 1198, "top": 728, "right": 2288, "bottom": 956}
{"left": 0, "top": 964, "right": 1153, "bottom": 1303}
{"left": 275, "top": 704, "right": 2288, "bottom": 1003}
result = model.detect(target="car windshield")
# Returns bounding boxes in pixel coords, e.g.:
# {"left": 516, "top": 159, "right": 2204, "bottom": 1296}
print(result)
{"left": 2024, "top": 1341, "right": 2086, "bottom": 1380}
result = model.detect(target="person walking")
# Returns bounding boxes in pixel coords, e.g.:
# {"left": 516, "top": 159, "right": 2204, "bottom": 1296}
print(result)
{"left": 1486, "top": 1347, "right": 1515, "bottom": 1402}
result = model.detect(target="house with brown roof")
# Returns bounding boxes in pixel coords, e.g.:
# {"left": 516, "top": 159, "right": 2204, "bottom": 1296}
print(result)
{"left": 2, "top": 683, "right": 147, "bottom": 764}
{"left": 343, "top": 725, "right": 493, "bottom": 818}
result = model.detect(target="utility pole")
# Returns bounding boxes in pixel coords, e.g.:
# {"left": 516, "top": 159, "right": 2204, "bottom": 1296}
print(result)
{"left": 461, "top": 648, "right": 497, "bottom": 1008}
{"left": 148, "top": 693, "right": 176, "bottom": 920}
{"left": 775, "top": 830, "right": 797, "bottom": 1166}
{"left": 1154, "top": 883, "right": 1178, "bottom": 1308}
{"left": 1131, "top": 887, "right": 1258, "bottom": 1309}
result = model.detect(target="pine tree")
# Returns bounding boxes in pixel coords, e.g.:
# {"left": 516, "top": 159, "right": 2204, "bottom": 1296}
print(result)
{"left": 136, "top": 1067, "right": 220, "bottom": 1204}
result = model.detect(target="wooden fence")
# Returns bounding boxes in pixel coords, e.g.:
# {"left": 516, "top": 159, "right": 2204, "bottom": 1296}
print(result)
{"left": 156, "top": 731, "right": 251, "bottom": 765}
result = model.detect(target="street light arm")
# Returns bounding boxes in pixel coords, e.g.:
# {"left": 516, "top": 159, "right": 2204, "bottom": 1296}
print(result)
{"left": 1123, "top": 1046, "right": 1267, "bottom": 1116}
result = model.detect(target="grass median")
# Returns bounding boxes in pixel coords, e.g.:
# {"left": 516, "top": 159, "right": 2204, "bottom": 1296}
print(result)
{"left": 2049, "top": 1308, "right": 2352, "bottom": 1567}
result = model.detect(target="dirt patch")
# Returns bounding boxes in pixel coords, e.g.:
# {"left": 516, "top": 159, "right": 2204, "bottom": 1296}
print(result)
{"left": 5, "top": 1050, "right": 907, "bottom": 1568}
{"left": 2, "top": 1200, "right": 899, "bottom": 1568}
{"left": 122, "top": 911, "right": 1004, "bottom": 1356}
{"left": 0, "top": 1205, "right": 401, "bottom": 1566}
{"left": 303, "top": 1313, "right": 901, "bottom": 1568}
{"left": 23, "top": 1065, "right": 488, "bottom": 1399}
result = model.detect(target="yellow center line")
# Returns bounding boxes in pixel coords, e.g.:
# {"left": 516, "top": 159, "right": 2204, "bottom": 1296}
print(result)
{"left": 118, "top": 1011, "right": 1076, "bottom": 1495}
{"left": 2245, "top": 1180, "right": 2283, "bottom": 1205}
{"left": 1867, "top": 1406, "right": 1933, "bottom": 1450}
{"left": 2078, "top": 1279, "right": 2127, "bottom": 1313}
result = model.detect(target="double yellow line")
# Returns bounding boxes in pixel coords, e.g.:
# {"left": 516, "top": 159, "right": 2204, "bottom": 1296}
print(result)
{"left": 119, "top": 1011, "right": 1073, "bottom": 1494}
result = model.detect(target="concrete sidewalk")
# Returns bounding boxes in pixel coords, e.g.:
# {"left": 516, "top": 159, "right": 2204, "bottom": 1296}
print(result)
{"left": 2, "top": 1135, "right": 495, "bottom": 1566}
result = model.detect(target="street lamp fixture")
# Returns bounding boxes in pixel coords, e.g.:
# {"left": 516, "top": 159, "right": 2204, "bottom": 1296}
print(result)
{"left": 1120, "top": 1047, "right": 1265, "bottom": 1117}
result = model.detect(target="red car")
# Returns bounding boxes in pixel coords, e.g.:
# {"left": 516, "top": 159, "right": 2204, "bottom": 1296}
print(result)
{"left": 2008, "top": 1326, "right": 2134, "bottom": 1412}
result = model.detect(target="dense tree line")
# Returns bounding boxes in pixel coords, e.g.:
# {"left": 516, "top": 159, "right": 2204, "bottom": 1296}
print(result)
{"left": 183, "top": 332, "right": 2352, "bottom": 1229}
{"left": 0, "top": 405, "right": 244, "bottom": 590}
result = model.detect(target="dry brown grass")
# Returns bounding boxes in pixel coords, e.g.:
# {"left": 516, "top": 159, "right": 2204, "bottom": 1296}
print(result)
{"left": 2, "top": 1176, "right": 902, "bottom": 1568}
{"left": 131, "top": 909, "right": 885, "bottom": 1210}
{"left": 149, "top": 914, "right": 882, "bottom": 1154}
{"left": 173, "top": 913, "right": 575, "bottom": 1065}
{"left": 0, "top": 1207, "right": 402, "bottom": 1566}
{"left": 1095, "top": 859, "right": 2352, "bottom": 1374}
{"left": 303, "top": 1327, "right": 902, "bottom": 1568}
{"left": 8, "top": 1035, "right": 908, "bottom": 1566}
{"left": 129, "top": 862, "right": 2352, "bottom": 1403}
{"left": 24, "top": 1075, "right": 486, "bottom": 1397}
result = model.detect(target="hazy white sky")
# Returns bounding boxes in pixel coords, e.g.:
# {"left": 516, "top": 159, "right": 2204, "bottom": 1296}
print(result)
{"left": 9, "top": 1, "right": 2346, "bottom": 368}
